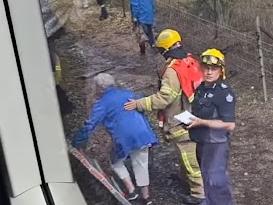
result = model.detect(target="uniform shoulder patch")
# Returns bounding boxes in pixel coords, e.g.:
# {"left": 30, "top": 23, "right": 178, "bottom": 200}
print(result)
{"left": 221, "top": 83, "right": 228, "bottom": 89}
{"left": 226, "top": 94, "right": 234, "bottom": 102}
{"left": 207, "top": 93, "right": 214, "bottom": 98}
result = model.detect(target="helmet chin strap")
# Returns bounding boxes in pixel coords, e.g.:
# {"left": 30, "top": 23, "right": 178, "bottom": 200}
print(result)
{"left": 162, "top": 42, "right": 182, "bottom": 58}
{"left": 221, "top": 67, "right": 226, "bottom": 80}
{"left": 161, "top": 48, "right": 169, "bottom": 56}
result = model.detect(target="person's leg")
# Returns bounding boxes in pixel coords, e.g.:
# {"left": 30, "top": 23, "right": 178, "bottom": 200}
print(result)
{"left": 140, "top": 23, "right": 155, "bottom": 47}
{"left": 130, "top": 148, "right": 150, "bottom": 200}
{"left": 200, "top": 142, "right": 234, "bottom": 205}
{"left": 176, "top": 140, "right": 205, "bottom": 204}
{"left": 96, "top": 0, "right": 105, "bottom": 6}
{"left": 169, "top": 127, "right": 204, "bottom": 202}
{"left": 111, "top": 159, "right": 137, "bottom": 198}
{"left": 96, "top": 0, "right": 108, "bottom": 20}
{"left": 137, "top": 25, "right": 146, "bottom": 54}
{"left": 179, "top": 141, "right": 204, "bottom": 198}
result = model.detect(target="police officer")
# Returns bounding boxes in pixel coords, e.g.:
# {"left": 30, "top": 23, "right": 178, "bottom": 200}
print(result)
{"left": 187, "top": 48, "right": 236, "bottom": 205}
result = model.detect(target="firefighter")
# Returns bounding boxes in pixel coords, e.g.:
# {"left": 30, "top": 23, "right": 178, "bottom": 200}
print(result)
{"left": 187, "top": 49, "right": 236, "bottom": 205}
{"left": 124, "top": 29, "right": 204, "bottom": 204}
{"left": 130, "top": 0, "right": 155, "bottom": 54}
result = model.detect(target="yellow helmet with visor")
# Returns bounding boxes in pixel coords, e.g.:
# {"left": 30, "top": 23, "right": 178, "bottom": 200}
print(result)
{"left": 201, "top": 48, "right": 225, "bottom": 66}
{"left": 201, "top": 48, "right": 226, "bottom": 79}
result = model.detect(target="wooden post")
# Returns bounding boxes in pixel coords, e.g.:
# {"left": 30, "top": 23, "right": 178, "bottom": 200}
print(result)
{"left": 256, "top": 16, "right": 268, "bottom": 102}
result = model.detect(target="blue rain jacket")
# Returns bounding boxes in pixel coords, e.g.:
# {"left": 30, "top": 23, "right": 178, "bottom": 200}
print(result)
{"left": 130, "top": 0, "right": 155, "bottom": 25}
{"left": 73, "top": 87, "right": 158, "bottom": 162}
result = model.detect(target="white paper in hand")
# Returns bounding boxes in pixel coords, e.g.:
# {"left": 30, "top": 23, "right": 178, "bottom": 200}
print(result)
{"left": 174, "top": 111, "right": 196, "bottom": 125}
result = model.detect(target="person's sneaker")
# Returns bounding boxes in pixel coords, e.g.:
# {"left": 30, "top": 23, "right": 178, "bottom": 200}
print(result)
{"left": 82, "top": 3, "right": 89, "bottom": 8}
{"left": 127, "top": 192, "right": 139, "bottom": 201}
{"left": 142, "top": 197, "right": 153, "bottom": 205}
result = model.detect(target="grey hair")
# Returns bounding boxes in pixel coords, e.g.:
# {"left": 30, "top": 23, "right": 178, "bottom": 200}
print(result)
{"left": 93, "top": 73, "right": 116, "bottom": 89}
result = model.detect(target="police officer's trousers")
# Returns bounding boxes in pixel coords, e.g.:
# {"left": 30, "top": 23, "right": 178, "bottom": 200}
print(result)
{"left": 196, "top": 142, "right": 234, "bottom": 205}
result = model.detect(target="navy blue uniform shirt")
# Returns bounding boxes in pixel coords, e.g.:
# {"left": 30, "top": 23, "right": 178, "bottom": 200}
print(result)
{"left": 189, "top": 81, "right": 236, "bottom": 143}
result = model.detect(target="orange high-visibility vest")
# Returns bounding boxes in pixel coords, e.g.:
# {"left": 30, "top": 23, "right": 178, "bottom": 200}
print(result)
{"left": 169, "top": 55, "right": 203, "bottom": 102}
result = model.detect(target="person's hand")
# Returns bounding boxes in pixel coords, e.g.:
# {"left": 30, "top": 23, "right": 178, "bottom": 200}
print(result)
{"left": 79, "top": 148, "right": 86, "bottom": 156}
{"left": 124, "top": 99, "right": 137, "bottom": 110}
{"left": 132, "top": 18, "right": 138, "bottom": 31}
{"left": 72, "top": 138, "right": 87, "bottom": 151}
{"left": 186, "top": 117, "right": 204, "bottom": 129}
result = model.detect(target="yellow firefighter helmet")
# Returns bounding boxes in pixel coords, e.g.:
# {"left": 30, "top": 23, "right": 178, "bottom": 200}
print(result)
{"left": 155, "top": 29, "right": 182, "bottom": 50}
{"left": 201, "top": 48, "right": 226, "bottom": 79}
{"left": 201, "top": 48, "right": 225, "bottom": 66}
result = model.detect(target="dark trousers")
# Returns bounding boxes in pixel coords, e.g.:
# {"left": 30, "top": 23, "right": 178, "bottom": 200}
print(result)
{"left": 196, "top": 142, "right": 234, "bottom": 205}
{"left": 96, "top": 0, "right": 106, "bottom": 6}
{"left": 140, "top": 23, "right": 155, "bottom": 46}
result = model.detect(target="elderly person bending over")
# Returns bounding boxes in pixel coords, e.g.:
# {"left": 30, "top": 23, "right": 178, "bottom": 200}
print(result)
{"left": 72, "top": 73, "right": 157, "bottom": 205}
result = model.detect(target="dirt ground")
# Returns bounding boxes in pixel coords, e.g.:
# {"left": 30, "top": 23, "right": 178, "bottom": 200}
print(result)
{"left": 53, "top": 3, "right": 273, "bottom": 205}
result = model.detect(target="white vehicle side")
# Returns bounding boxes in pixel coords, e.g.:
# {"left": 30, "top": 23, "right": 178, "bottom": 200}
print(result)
{"left": 0, "top": 0, "right": 86, "bottom": 204}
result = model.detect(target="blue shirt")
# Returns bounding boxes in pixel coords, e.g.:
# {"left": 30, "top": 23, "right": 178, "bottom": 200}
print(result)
{"left": 73, "top": 87, "right": 158, "bottom": 162}
{"left": 189, "top": 81, "right": 236, "bottom": 143}
{"left": 130, "top": 0, "right": 155, "bottom": 25}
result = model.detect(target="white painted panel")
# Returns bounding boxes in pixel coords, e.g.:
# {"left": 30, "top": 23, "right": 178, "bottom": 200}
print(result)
{"left": 6, "top": 0, "right": 73, "bottom": 182}
{"left": 0, "top": 0, "right": 41, "bottom": 197}
{"left": 10, "top": 186, "right": 47, "bottom": 205}
{"left": 49, "top": 183, "right": 87, "bottom": 205}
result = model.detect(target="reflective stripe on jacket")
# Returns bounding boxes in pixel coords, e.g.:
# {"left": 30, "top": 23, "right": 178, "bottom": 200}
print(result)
{"left": 136, "top": 61, "right": 188, "bottom": 132}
